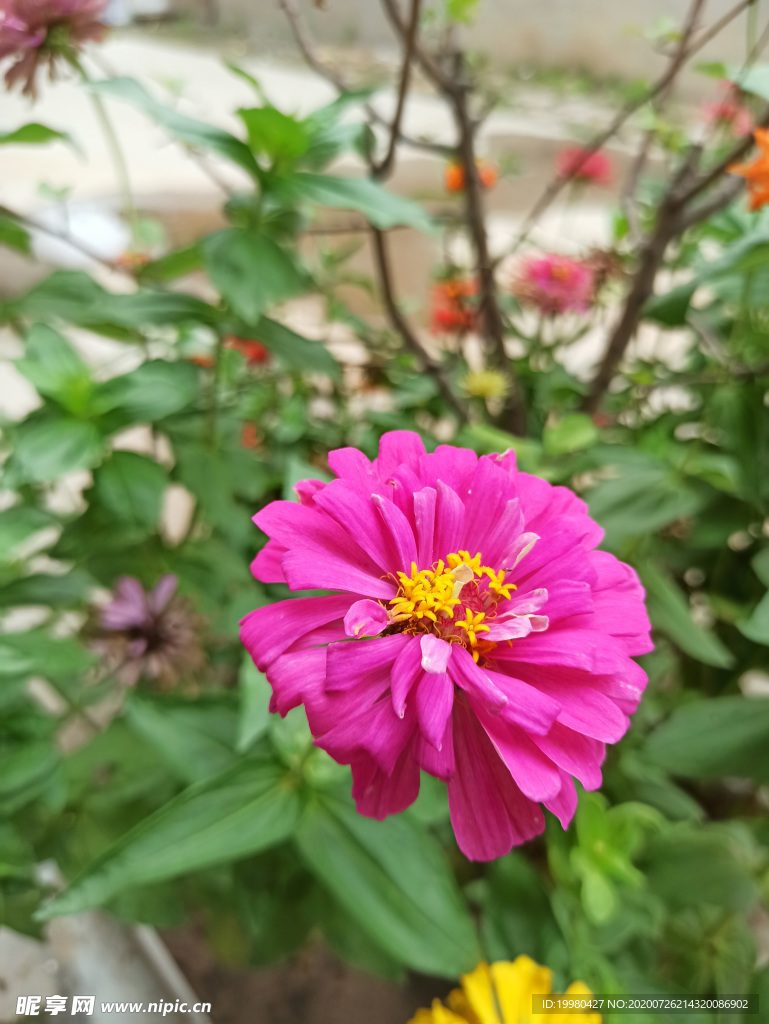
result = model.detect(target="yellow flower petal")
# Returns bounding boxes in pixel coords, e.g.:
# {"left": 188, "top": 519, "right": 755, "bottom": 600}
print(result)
{"left": 456, "top": 962, "right": 503, "bottom": 1024}
{"left": 490, "top": 957, "right": 553, "bottom": 1023}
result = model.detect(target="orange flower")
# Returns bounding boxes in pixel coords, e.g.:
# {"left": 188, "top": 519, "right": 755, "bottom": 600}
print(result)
{"left": 444, "top": 159, "right": 498, "bottom": 193}
{"left": 224, "top": 336, "right": 271, "bottom": 365}
{"left": 115, "top": 250, "right": 151, "bottom": 272}
{"left": 729, "top": 128, "right": 769, "bottom": 210}
{"left": 188, "top": 354, "right": 215, "bottom": 368}
{"left": 241, "top": 422, "right": 260, "bottom": 450}
{"left": 430, "top": 278, "right": 479, "bottom": 333}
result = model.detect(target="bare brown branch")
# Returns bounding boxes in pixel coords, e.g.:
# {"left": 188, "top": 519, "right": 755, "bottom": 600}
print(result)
{"left": 374, "top": 0, "right": 422, "bottom": 178}
{"left": 371, "top": 227, "right": 470, "bottom": 422}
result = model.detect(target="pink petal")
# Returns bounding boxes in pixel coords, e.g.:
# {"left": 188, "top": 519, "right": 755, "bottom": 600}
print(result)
{"left": 351, "top": 747, "right": 421, "bottom": 819}
{"left": 433, "top": 480, "right": 465, "bottom": 559}
{"left": 449, "top": 644, "right": 508, "bottom": 714}
{"left": 344, "top": 600, "right": 389, "bottom": 639}
{"left": 483, "top": 667, "right": 561, "bottom": 735}
{"left": 264, "top": 647, "right": 327, "bottom": 716}
{"left": 314, "top": 482, "right": 408, "bottom": 576}
{"left": 149, "top": 573, "right": 177, "bottom": 614}
{"left": 544, "top": 770, "right": 578, "bottom": 828}
{"left": 251, "top": 541, "right": 286, "bottom": 584}
{"left": 391, "top": 637, "right": 423, "bottom": 717}
{"left": 414, "top": 486, "right": 437, "bottom": 567}
{"left": 420, "top": 633, "right": 451, "bottom": 674}
{"left": 375, "top": 430, "right": 426, "bottom": 480}
{"left": 372, "top": 493, "right": 418, "bottom": 570}
{"left": 447, "top": 698, "right": 546, "bottom": 861}
{"left": 530, "top": 722, "right": 605, "bottom": 790}
{"left": 294, "top": 478, "right": 327, "bottom": 505}
{"left": 416, "top": 717, "right": 455, "bottom": 778}
{"left": 474, "top": 704, "right": 562, "bottom": 802}
{"left": 326, "top": 633, "right": 408, "bottom": 693}
{"left": 416, "top": 670, "right": 453, "bottom": 749}
{"left": 240, "top": 594, "right": 353, "bottom": 670}
{"left": 327, "top": 446, "right": 376, "bottom": 488}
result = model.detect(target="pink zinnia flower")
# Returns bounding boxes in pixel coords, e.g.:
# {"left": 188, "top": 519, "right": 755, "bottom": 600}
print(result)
{"left": 555, "top": 146, "right": 613, "bottom": 187}
{"left": 512, "top": 254, "right": 595, "bottom": 316}
{"left": 0, "top": 0, "right": 107, "bottom": 97}
{"left": 241, "top": 432, "right": 652, "bottom": 861}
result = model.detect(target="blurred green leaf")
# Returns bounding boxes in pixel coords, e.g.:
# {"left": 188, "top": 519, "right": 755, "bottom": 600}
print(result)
{"left": 39, "top": 756, "right": 301, "bottom": 919}
{"left": 646, "top": 695, "right": 769, "bottom": 783}
{"left": 276, "top": 172, "right": 434, "bottom": 233}
{"left": 203, "top": 229, "right": 305, "bottom": 325}
{"left": 543, "top": 414, "right": 598, "bottom": 456}
{"left": 93, "top": 452, "right": 168, "bottom": 533}
{"left": 281, "top": 454, "right": 332, "bottom": 502}
{"left": 90, "top": 78, "right": 260, "bottom": 179}
{"left": 238, "top": 107, "right": 310, "bottom": 162}
{"left": 255, "top": 317, "right": 338, "bottom": 376}
{"left": 238, "top": 657, "right": 272, "bottom": 754}
{"left": 294, "top": 792, "right": 480, "bottom": 977}
{"left": 0, "top": 506, "right": 54, "bottom": 562}
{"left": 446, "top": 0, "right": 480, "bottom": 23}
{"left": 640, "top": 563, "right": 735, "bottom": 668}
{"left": 0, "top": 213, "right": 31, "bottom": 254}
{"left": 0, "top": 570, "right": 93, "bottom": 609}
{"left": 13, "top": 416, "right": 104, "bottom": 483}
{"left": 16, "top": 325, "right": 92, "bottom": 415}
{"left": 125, "top": 693, "right": 238, "bottom": 784}
{"left": 138, "top": 245, "right": 202, "bottom": 283}
{"left": 96, "top": 361, "right": 199, "bottom": 424}
{"left": 0, "top": 123, "right": 70, "bottom": 147}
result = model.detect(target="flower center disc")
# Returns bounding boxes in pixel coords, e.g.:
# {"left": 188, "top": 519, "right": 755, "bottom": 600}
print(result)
{"left": 389, "top": 550, "right": 515, "bottom": 663}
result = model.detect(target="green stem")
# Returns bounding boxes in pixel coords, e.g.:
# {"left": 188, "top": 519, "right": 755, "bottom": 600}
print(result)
{"left": 71, "top": 56, "right": 138, "bottom": 241}
{"left": 748, "top": 0, "right": 760, "bottom": 57}
{"left": 206, "top": 332, "right": 225, "bottom": 450}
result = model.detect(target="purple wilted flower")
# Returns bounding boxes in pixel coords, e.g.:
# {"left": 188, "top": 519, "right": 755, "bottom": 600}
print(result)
{"left": 96, "top": 574, "right": 204, "bottom": 689}
{"left": 0, "top": 0, "right": 107, "bottom": 98}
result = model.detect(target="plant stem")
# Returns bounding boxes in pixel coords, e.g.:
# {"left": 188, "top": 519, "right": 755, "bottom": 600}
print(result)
{"left": 73, "top": 57, "right": 138, "bottom": 241}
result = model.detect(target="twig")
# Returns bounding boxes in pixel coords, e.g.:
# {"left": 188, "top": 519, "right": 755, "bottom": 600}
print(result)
{"left": 582, "top": 150, "right": 702, "bottom": 413}
{"left": 279, "top": 0, "right": 451, "bottom": 157}
{"left": 449, "top": 55, "right": 526, "bottom": 434}
{"left": 511, "top": 0, "right": 760, "bottom": 253}
{"left": 374, "top": 0, "right": 422, "bottom": 178}
{"left": 621, "top": 0, "right": 707, "bottom": 243}
{"left": 0, "top": 203, "right": 124, "bottom": 274}
{"left": 379, "top": 0, "right": 454, "bottom": 92}
{"left": 371, "top": 227, "right": 469, "bottom": 422}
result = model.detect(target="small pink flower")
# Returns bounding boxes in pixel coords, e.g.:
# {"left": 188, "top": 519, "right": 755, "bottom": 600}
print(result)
{"left": 0, "top": 0, "right": 107, "bottom": 97}
{"left": 555, "top": 146, "right": 613, "bottom": 187}
{"left": 703, "top": 100, "right": 752, "bottom": 137}
{"left": 241, "top": 432, "right": 652, "bottom": 861}
{"left": 512, "top": 254, "right": 596, "bottom": 316}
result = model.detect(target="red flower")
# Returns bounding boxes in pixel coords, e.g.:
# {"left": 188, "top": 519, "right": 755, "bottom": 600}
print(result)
{"left": 188, "top": 354, "right": 215, "bottom": 368}
{"left": 224, "top": 336, "right": 271, "bottom": 365}
{"left": 430, "top": 278, "right": 479, "bottom": 333}
{"left": 555, "top": 147, "right": 613, "bottom": 187}
{"left": 444, "top": 159, "right": 498, "bottom": 194}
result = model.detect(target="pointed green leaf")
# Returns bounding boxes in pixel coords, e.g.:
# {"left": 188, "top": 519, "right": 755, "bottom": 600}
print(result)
{"left": 39, "top": 757, "right": 301, "bottom": 919}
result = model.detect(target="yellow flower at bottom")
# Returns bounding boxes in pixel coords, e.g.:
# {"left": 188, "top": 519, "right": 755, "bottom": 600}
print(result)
{"left": 408, "top": 958, "right": 602, "bottom": 1024}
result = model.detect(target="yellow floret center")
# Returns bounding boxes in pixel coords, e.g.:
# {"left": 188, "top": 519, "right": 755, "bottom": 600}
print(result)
{"left": 388, "top": 550, "right": 515, "bottom": 662}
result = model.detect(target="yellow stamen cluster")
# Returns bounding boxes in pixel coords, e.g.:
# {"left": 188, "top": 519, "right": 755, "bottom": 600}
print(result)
{"left": 389, "top": 550, "right": 517, "bottom": 663}
{"left": 390, "top": 560, "right": 462, "bottom": 624}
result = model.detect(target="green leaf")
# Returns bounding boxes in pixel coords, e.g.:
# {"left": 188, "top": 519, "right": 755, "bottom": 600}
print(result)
{"left": 203, "top": 229, "right": 305, "bottom": 325}
{"left": 13, "top": 416, "right": 105, "bottom": 483}
{"left": 646, "top": 696, "right": 769, "bottom": 783}
{"left": 38, "top": 756, "right": 301, "bottom": 919}
{"left": 294, "top": 792, "right": 480, "bottom": 977}
{"left": 276, "top": 172, "right": 434, "bottom": 233}
{"left": 138, "top": 245, "right": 203, "bottom": 283}
{"left": 0, "top": 570, "right": 93, "bottom": 609}
{"left": 89, "top": 78, "right": 260, "bottom": 179}
{"left": 639, "top": 562, "right": 735, "bottom": 668}
{"left": 253, "top": 317, "right": 338, "bottom": 376}
{"left": 0, "top": 743, "right": 61, "bottom": 815}
{"left": 93, "top": 452, "right": 168, "bottom": 533}
{"left": 642, "top": 828, "right": 760, "bottom": 911}
{"left": 543, "top": 413, "right": 599, "bottom": 456}
{"left": 447, "top": 0, "right": 480, "bottom": 23}
{"left": 238, "top": 656, "right": 272, "bottom": 753}
{"left": 0, "top": 213, "right": 31, "bottom": 254}
{"left": 95, "top": 360, "right": 199, "bottom": 424}
{"left": 737, "top": 591, "right": 769, "bottom": 645}
{"left": 584, "top": 449, "right": 704, "bottom": 549}
{"left": 0, "top": 506, "right": 54, "bottom": 562}
{"left": 125, "top": 693, "right": 238, "bottom": 784}
{"left": 643, "top": 280, "right": 698, "bottom": 327}
{"left": 0, "top": 631, "right": 94, "bottom": 683}
{"left": 0, "top": 123, "right": 70, "bottom": 147}
{"left": 238, "top": 107, "right": 310, "bottom": 162}
{"left": 16, "top": 324, "right": 93, "bottom": 415}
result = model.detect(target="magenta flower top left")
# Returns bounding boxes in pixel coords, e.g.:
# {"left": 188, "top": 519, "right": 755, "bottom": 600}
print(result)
{"left": 0, "top": 0, "right": 107, "bottom": 96}
{"left": 240, "top": 431, "right": 653, "bottom": 861}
